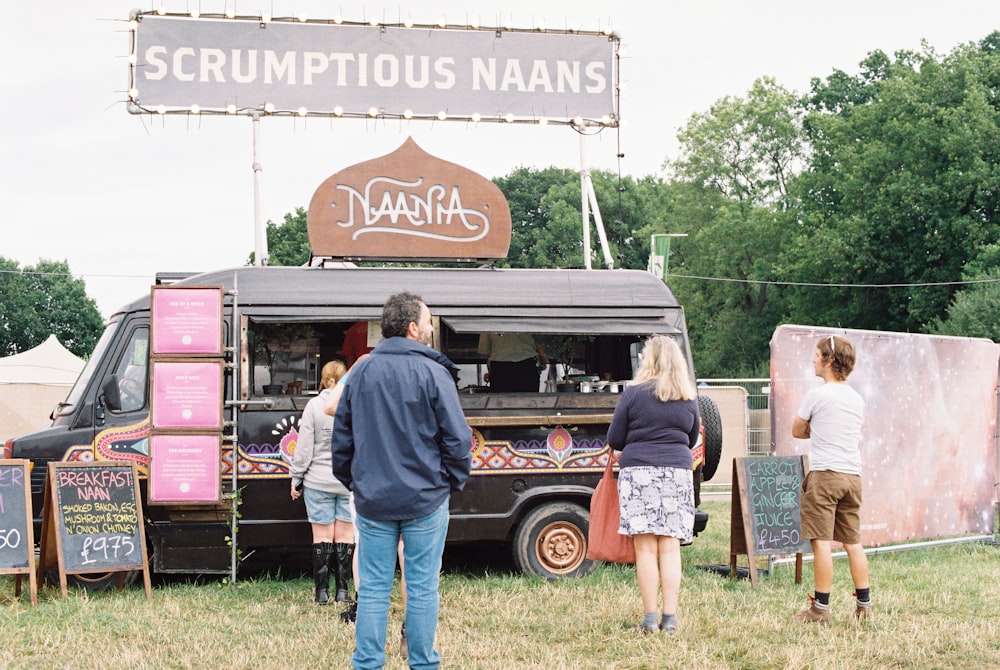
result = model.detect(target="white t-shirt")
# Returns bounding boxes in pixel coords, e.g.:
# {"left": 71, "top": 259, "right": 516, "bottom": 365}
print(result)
{"left": 797, "top": 382, "right": 865, "bottom": 475}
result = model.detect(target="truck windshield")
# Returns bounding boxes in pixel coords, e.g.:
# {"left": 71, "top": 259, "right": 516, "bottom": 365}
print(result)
{"left": 55, "top": 320, "right": 119, "bottom": 416}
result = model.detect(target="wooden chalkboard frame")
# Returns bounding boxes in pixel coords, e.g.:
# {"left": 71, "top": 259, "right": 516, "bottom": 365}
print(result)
{"left": 38, "top": 461, "right": 152, "bottom": 599}
{"left": 0, "top": 459, "right": 38, "bottom": 605}
{"left": 730, "top": 455, "right": 809, "bottom": 586}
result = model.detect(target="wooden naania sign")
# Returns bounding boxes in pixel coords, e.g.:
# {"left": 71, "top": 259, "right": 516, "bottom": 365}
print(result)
{"left": 307, "top": 138, "right": 512, "bottom": 260}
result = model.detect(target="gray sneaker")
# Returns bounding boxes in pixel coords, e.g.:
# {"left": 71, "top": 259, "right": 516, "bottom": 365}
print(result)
{"left": 854, "top": 601, "right": 873, "bottom": 620}
{"left": 792, "top": 596, "right": 831, "bottom": 625}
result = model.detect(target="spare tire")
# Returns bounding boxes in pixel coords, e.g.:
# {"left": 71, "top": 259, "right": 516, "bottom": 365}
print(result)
{"left": 697, "top": 394, "right": 723, "bottom": 481}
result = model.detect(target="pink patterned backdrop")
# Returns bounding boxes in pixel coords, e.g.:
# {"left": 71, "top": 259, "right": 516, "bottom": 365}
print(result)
{"left": 771, "top": 325, "right": 998, "bottom": 546}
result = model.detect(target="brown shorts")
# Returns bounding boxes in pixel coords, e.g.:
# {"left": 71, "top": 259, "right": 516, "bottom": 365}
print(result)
{"left": 799, "top": 470, "right": 862, "bottom": 545}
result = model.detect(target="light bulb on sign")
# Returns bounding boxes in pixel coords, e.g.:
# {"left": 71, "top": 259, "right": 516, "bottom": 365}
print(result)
{"left": 297, "top": 107, "right": 308, "bottom": 117}
{"left": 471, "top": 113, "right": 481, "bottom": 123}
{"left": 127, "top": 54, "right": 137, "bottom": 65}
{"left": 404, "top": 19, "right": 413, "bottom": 28}
{"left": 437, "top": 110, "right": 447, "bottom": 121}
{"left": 573, "top": 116, "right": 584, "bottom": 126}
{"left": 334, "top": 16, "right": 343, "bottom": 24}
{"left": 128, "top": 87, "right": 138, "bottom": 99}
{"left": 264, "top": 102, "right": 275, "bottom": 114}
{"left": 333, "top": 106, "right": 344, "bottom": 117}
{"left": 601, "top": 115, "right": 612, "bottom": 125}
{"left": 190, "top": 104, "right": 200, "bottom": 114}
{"left": 538, "top": 117, "right": 548, "bottom": 126}
{"left": 402, "top": 109, "right": 413, "bottom": 119}
{"left": 190, "top": 10, "right": 199, "bottom": 18}
{"left": 156, "top": 6, "right": 166, "bottom": 15}
{"left": 504, "top": 113, "right": 515, "bottom": 123}
{"left": 225, "top": 8, "right": 235, "bottom": 18}
{"left": 226, "top": 104, "right": 237, "bottom": 115}
{"left": 368, "top": 107, "right": 379, "bottom": 118}
{"left": 261, "top": 14, "right": 271, "bottom": 23}
{"left": 156, "top": 105, "right": 166, "bottom": 114}
{"left": 297, "top": 14, "right": 307, "bottom": 22}
{"left": 128, "top": 20, "right": 138, "bottom": 31}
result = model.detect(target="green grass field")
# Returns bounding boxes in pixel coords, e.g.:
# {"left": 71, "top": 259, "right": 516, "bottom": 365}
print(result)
{"left": 2, "top": 500, "right": 998, "bottom": 669}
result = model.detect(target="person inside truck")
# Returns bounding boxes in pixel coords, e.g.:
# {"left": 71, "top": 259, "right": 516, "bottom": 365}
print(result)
{"left": 606, "top": 335, "right": 700, "bottom": 635}
{"left": 477, "top": 332, "right": 547, "bottom": 392}
{"left": 341, "top": 320, "right": 379, "bottom": 367}
{"left": 289, "top": 358, "right": 355, "bottom": 606}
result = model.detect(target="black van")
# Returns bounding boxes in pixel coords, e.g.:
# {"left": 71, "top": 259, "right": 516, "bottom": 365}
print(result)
{"left": 6, "top": 265, "right": 722, "bottom": 586}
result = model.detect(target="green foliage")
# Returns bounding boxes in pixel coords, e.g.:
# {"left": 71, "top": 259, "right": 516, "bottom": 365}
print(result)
{"left": 0, "top": 257, "right": 104, "bottom": 358}
{"left": 247, "top": 207, "right": 311, "bottom": 266}
{"left": 930, "top": 244, "right": 1000, "bottom": 340}
{"left": 791, "top": 38, "right": 1000, "bottom": 333}
{"left": 664, "top": 78, "right": 805, "bottom": 376}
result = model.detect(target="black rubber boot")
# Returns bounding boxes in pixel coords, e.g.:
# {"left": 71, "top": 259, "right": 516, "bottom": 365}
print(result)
{"left": 334, "top": 542, "right": 355, "bottom": 603}
{"left": 312, "top": 542, "right": 333, "bottom": 605}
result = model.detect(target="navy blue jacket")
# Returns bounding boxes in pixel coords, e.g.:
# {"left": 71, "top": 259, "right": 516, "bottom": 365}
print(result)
{"left": 331, "top": 337, "right": 472, "bottom": 520}
{"left": 606, "top": 383, "right": 699, "bottom": 470}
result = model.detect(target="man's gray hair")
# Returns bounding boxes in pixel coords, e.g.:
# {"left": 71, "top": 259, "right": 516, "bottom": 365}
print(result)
{"left": 381, "top": 292, "right": 425, "bottom": 338}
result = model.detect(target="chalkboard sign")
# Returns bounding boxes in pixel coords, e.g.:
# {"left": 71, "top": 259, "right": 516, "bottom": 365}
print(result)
{"left": 40, "top": 461, "right": 151, "bottom": 598}
{"left": 0, "top": 460, "right": 31, "bottom": 569}
{"left": 0, "top": 460, "right": 37, "bottom": 604}
{"left": 730, "top": 456, "right": 809, "bottom": 586}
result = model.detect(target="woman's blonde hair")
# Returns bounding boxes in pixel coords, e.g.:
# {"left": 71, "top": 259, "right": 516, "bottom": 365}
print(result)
{"left": 632, "top": 335, "right": 696, "bottom": 402}
{"left": 320, "top": 360, "right": 348, "bottom": 388}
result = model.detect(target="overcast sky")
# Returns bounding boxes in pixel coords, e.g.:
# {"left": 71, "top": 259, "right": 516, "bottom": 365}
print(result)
{"left": 2, "top": 1, "right": 997, "bottom": 319}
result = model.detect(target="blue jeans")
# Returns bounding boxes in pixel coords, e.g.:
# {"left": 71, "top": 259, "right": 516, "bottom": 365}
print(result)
{"left": 353, "top": 499, "right": 450, "bottom": 670}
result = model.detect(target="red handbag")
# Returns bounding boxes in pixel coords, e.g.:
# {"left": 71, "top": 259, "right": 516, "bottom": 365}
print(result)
{"left": 586, "top": 454, "right": 636, "bottom": 564}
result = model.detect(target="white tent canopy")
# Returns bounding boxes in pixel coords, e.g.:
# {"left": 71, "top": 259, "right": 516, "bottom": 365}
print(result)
{"left": 0, "top": 335, "right": 86, "bottom": 441}
{"left": 0, "top": 334, "right": 85, "bottom": 385}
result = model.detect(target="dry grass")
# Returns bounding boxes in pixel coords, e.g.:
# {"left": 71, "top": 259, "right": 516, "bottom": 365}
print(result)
{"left": 2, "top": 500, "right": 998, "bottom": 669}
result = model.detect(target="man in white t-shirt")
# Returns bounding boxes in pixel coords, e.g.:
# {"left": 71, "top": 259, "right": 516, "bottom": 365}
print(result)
{"left": 791, "top": 334, "right": 872, "bottom": 624}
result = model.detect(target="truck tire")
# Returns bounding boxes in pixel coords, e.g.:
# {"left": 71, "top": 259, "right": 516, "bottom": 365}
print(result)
{"left": 698, "top": 394, "right": 723, "bottom": 481}
{"left": 512, "top": 502, "right": 597, "bottom": 579}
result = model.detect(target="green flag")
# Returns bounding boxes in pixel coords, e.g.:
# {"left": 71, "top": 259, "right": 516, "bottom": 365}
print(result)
{"left": 648, "top": 234, "right": 670, "bottom": 281}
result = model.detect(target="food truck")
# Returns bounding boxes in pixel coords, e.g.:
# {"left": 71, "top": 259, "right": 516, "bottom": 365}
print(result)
{"left": 5, "top": 142, "right": 722, "bottom": 587}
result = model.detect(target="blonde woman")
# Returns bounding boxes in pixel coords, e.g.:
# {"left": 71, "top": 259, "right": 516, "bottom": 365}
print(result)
{"left": 606, "top": 336, "right": 700, "bottom": 634}
{"left": 290, "top": 359, "right": 353, "bottom": 604}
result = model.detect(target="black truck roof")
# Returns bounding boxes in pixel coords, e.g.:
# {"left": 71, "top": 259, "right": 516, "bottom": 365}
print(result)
{"left": 123, "top": 266, "right": 684, "bottom": 334}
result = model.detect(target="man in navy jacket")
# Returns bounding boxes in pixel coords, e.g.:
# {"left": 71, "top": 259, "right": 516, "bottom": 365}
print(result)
{"left": 332, "top": 291, "right": 472, "bottom": 670}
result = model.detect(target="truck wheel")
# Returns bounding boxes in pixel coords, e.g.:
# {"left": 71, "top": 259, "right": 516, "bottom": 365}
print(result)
{"left": 512, "top": 502, "right": 597, "bottom": 579}
{"left": 698, "top": 395, "right": 723, "bottom": 481}
{"left": 67, "top": 570, "right": 140, "bottom": 591}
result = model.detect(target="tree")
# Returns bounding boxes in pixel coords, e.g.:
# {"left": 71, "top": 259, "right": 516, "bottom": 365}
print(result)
{"left": 664, "top": 78, "right": 806, "bottom": 376}
{"left": 247, "top": 207, "right": 311, "bottom": 266}
{"left": 0, "top": 257, "right": 104, "bottom": 358}
{"left": 788, "top": 37, "right": 1000, "bottom": 332}
{"left": 932, "top": 244, "right": 1000, "bottom": 340}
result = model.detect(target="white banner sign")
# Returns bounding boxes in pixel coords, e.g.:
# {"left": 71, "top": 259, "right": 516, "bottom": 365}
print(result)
{"left": 131, "top": 15, "right": 618, "bottom": 123}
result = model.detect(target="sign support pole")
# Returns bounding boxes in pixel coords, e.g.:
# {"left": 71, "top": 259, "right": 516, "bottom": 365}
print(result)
{"left": 251, "top": 112, "right": 268, "bottom": 267}
{"left": 578, "top": 128, "right": 615, "bottom": 270}
{"left": 579, "top": 132, "right": 592, "bottom": 270}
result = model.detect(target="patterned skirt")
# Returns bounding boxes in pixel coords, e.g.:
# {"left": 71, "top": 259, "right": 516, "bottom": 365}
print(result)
{"left": 618, "top": 466, "right": 695, "bottom": 542}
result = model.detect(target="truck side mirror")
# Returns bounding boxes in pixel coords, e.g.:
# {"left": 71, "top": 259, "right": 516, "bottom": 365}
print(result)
{"left": 101, "top": 376, "right": 122, "bottom": 412}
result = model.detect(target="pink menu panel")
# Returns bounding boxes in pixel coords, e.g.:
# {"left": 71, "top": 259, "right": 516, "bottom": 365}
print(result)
{"left": 151, "top": 287, "right": 223, "bottom": 355}
{"left": 151, "top": 360, "right": 223, "bottom": 430}
{"left": 149, "top": 434, "right": 221, "bottom": 503}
